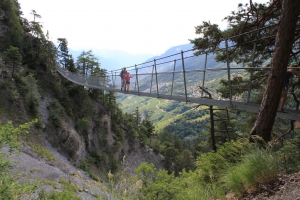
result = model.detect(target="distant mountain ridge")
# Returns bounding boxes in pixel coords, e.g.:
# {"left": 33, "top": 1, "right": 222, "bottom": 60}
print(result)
{"left": 68, "top": 43, "right": 197, "bottom": 72}
{"left": 68, "top": 48, "right": 154, "bottom": 71}
{"left": 145, "top": 43, "right": 194, "bottom": 62}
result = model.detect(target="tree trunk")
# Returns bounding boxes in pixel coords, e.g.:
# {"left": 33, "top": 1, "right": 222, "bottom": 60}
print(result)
{"left": 11, "top": 65, "right": 15, "bottom": 79}
{"left": 250, "top": 0, "right": 300, "bottom": 142}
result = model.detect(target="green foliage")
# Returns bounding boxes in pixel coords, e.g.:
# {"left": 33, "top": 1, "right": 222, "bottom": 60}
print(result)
{"left": 35, "top": 72, "right": 53, "bottom": 93}
{"left": 175, "top": 179, "right": 225, "bottom": 200}
{"left": 59, "top": 178, "right": 78, "bottom": 193}
{"left": 111, "top": 120, "right": 123, "bottom": 141}
{"left": 75, "top": 117, "right": 89, "bottom": 134}
{"left": 140, "top": 114, "right": 155, "bottom": 139}
{"left": 222, "top": 148, "right": 279, "bottom": 195}
{"left": 118, "top": 97, "right": 194, "bottom": 132}
{"left": 56, "top": 38, "right": 76, "bottom": 72}
{"left": 190, "top": 2, "right": 277, "bottom": 65}
{"left": 79, "top": 159, "right": 90, "bottom": 172}
{"left": 190, "top": 21, "right": 223, "bottom": 55}
{"left": 276, "top": 134, "right": 300, "bottom": 173}
{"left": 3, "top": 46, "right": 22, "bottom": 78}
{"left": 163, "top": 146, "right": 179, "bottom": 174}
{"left": 109, "top": 155, "right": 119, "bottom": 173}
{"left": 165, "top": 111, "right": 209, "bottom": 139}
{"left": 176, "top": 149, "right": 195, "bottom": 172}
{"left": 143, "top": 169, "right": 181, "bottom": 200}
{"left": 0, "top": 162, "right": 38, "bottom": 200}
{"left": 133, "top": 140, "right": 283, "bottom": 199}
{"left": 66, "top": 83, "right": 94, "bottom": 117}
{"left": 135, "top": 162, "right": 181, "bottom": 200}
{"left": 48, "top": 99, "right": 66, "bottom": 128}
{"left": 0, "top": 120, "right": 38, "bottom": 199}
{"left": 57, "top": 38, "right": 70, "bottom": 68}
{"left": 89, "top": 172, "right": 101, "bottom": 182}
{"left": 15, "top": 74, "right": 40, "bottom": 117}
{"left": 138, "top": 114, "right": 155, "bottom": 145}
{"left": 196, "top": 139, "right": 253, "bottom": 183}
{"left": 155, "top": 131, "right": 196, "bottom": 175}
{"left": 76, "top": 50, "right": 100, "bottom": 75}
{"left": 90, "top": 151, "right": 107, "bottom": 167}
{"left": 188, "top": 2, "right": 283, "bottom": 117}
{"left": 1, "top": 0, "right": 24, "bottom": 50}
{"left": 28, "top": 142, "right": 56, "bottom": 161}
{"left": 22, "top": 10, "right": 55, "bottom": 71}
{"left": 99, "top": 137, "right": 108, "bottom": 149}
{"left": 0, "top": 80, "right": 24, "bottom": 120}
{"left": 122, "top": 113, "right": 139, "bottom": 149}
{"left": 36, "top": 188, "right": 81, "bottom": 200}
{"left": 134, "top": 162, "right": 156, "bottom": 179}
{"left": 37, "top": 74, "right": 73, "bottom": 116}
{"left": 0, "top": 119, "right": 37, "bottom": 149}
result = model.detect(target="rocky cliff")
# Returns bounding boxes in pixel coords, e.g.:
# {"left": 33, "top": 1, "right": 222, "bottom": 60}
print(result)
{"left": 0, "top": 71, "right": 163, "bottom": 199}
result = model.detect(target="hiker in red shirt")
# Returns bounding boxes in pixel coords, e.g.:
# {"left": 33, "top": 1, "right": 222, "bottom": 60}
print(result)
{"left": 124, "top": 72, "right": 133, "bottom": 92}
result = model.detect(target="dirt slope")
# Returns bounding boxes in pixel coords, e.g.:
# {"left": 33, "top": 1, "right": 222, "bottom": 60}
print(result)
{"left": 228, "top": 172, "right": 300, "bottom": 200}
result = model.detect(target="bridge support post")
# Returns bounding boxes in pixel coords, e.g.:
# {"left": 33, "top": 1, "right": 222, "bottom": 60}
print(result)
{"left": 181, "top": 51, "right": 188, "bottom": 102}
{"left": 154, "top": 59, "right": 159, "bottom": 98}
{"left": 201, "top": 53, "right": 208, "bottom": 97}
{"left": 200, "top": 86, "right": 217, "bottom": 151}
{"left": 150, "top": 65, "right": 154, "bottom": 93}
{"left": 210, "top": 105, "right": 217, "bottom": 152}
{"left": 171, "top": 59, "right": 176, "bottom": 96}
{"left": 135, "top": 64, "right": 139, "bottom": 94}
{"left": 225, "top": 38, "right": 233, "bottom": 106}
{"left": 111, "top": 71, "right": 114, "bottom": 87}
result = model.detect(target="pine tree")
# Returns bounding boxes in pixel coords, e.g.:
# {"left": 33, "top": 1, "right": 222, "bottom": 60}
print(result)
{"left": 250, "top": 0, "right": 300, "bottom": 142}
{"left": 3, "top": 46, "right": 22, "bottom": 79}
{"left": 57, "top": 38, "right": 70, "bottom": 69}
{"left": 190, "top": 0, "right": 300, "bottom": 142}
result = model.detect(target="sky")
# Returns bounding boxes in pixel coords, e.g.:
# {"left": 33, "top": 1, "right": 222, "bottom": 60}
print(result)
{"left": 18, "top": 0, "right": 269, "bottom": 55}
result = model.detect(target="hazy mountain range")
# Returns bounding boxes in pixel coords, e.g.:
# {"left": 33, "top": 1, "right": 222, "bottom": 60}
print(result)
{"left": 68, "top": 43, "right": 195, "bottom": 71}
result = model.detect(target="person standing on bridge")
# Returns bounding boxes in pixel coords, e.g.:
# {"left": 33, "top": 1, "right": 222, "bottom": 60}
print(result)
{"left": 120, "top": 67, "right": 127, "bottom": 91}
{"left": 124, "top": 72, "right": 133, "bottom": 92}
{"left": 278, "top": 61, "right": 300, "bottom": 112}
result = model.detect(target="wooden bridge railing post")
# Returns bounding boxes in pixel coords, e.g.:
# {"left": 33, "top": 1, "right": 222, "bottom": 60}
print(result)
{"left": 111, "top": 71, "right": 114, "bottom": 88}
{"left": 201, "top": 53, "right": 208, "bottom": 97}
{"left": 104, "top": 74, "right": 106, "bottom": 89}
{"left": 181, "top": 51, "right": 188, "bottom": 102}
{"left": 154, "top": 59, "right": 159, "bottom": 98}
{"left": 247, "top": 42, "right": 256, "bottom": 103}
{"left": 210, "top": 105, "right": 217, "bottom": 152}
{"left": 171, "top": 59, "right": 176, "bottom": 96}
{"left": 114, "top": 72, "right": 117, "bottom": 88}
{"left": 150, "top": 65, "right": 154, "bottom": 93}
{"left": 200, "top": 87, "right": 216, "bottom": 151}
{"left": 225, "top": 38, "right": 233, "bottom": 107}
{"left": 135, "top": 64, "right": 139, "bottom": 94}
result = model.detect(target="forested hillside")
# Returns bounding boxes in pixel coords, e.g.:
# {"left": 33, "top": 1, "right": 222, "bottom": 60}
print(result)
{"left": 0, "top": 0, "right": 164, "bottom": 199}
{"left": 1, "top": 0, "right": 300, "bottom": 199}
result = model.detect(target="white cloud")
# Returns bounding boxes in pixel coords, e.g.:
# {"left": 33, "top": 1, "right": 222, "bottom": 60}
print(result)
{"left": 18, "top": 0, "right": 269, "bottom": 55}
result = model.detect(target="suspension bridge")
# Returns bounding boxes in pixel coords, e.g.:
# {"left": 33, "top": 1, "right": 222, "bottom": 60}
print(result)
{"left": 56, "top": 26, "right": 300, "bottom": 121}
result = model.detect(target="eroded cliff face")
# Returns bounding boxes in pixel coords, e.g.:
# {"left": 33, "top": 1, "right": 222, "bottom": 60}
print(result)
{"left": 38, "top": 94, "right": 163, "bottom": 174}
